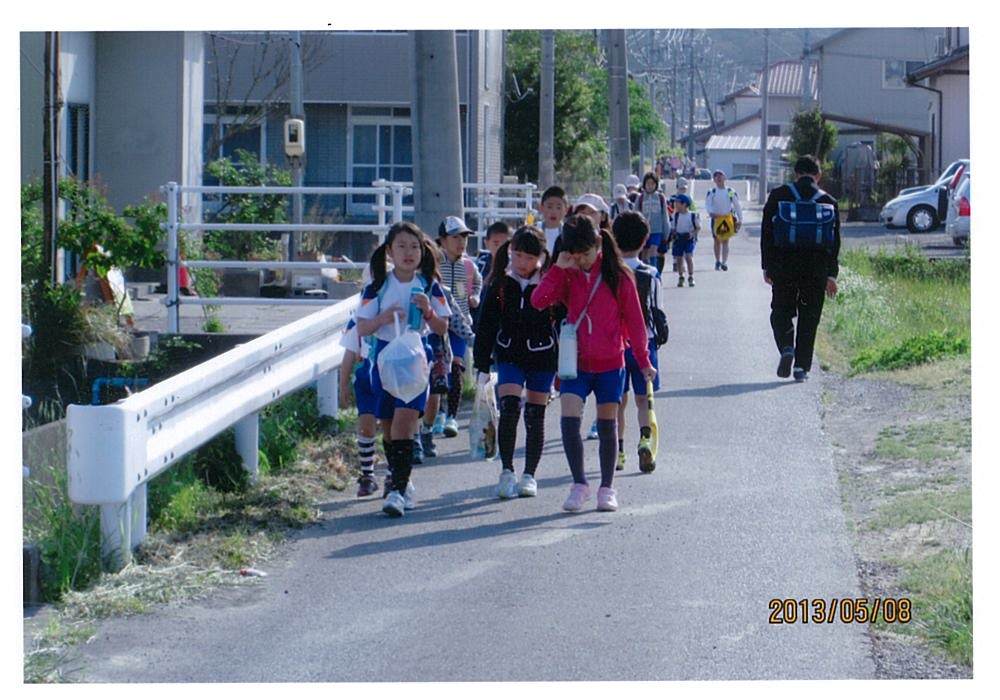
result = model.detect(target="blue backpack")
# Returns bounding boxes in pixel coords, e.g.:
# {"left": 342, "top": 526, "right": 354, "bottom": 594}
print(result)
{"left": 772, "top": 182, "right": 836, "bottom": 251}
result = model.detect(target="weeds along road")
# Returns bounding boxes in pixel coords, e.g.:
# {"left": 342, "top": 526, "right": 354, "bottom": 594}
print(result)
{"left": 73, "top": 227, "right": 874, "bottom": 681}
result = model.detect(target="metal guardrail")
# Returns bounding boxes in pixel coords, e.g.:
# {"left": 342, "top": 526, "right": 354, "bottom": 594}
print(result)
{"left": 67, "top": 296, "right": 359, "bottom": 567}
{"left": 22, "top": 324, "right": 32, "bottom": 479}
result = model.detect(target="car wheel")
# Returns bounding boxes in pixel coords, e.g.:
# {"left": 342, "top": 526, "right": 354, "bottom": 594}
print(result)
{"left": 906, "top": 205, "right": 938, "bottom": 233}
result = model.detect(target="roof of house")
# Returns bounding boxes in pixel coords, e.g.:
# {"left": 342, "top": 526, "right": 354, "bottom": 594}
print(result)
{"left": 907, "top": 44, "right": 970, "bottom": 82}
{"left": 808, "top": 28, "right": 852, "bottom": 53}
{"left": 679, "top": 109, "right": 763, "bottom": 146}
{"left": 719, "top": 60, "right": 819, "bottom": 104}
{"left": 705, "top": 135, "right": 790, "bottom": 151}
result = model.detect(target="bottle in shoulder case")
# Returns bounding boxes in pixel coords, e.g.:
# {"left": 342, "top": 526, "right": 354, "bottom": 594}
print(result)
{"left": 557, "top": 321, "right": 578, "bottom": 380}
{"left": 408, "top": 287, "right": 424, "bottom": 331}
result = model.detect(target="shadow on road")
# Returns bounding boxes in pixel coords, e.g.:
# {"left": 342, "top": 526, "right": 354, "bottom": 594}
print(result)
{"left": 661, "top": 381, "right": 787, "bottom": 399}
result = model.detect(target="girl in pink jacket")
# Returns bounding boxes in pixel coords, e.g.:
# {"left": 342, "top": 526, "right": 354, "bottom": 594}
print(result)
{"left": 531, "top": 215, "right": 657, "bottom": 512}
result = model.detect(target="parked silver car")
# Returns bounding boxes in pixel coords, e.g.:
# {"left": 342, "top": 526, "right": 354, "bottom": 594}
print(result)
{"left": 946, "top": 174, "right": 970, "bottom": 247}
{"left": 879, "top": 159, "right": 969, "bottom": 233}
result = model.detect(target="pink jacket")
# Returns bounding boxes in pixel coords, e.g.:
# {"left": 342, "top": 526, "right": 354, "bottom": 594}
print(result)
{"left": 530, "top": 254, "right": 651, "bottom": 374}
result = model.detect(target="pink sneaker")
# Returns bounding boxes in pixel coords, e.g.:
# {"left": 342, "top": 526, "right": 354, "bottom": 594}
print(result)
{"left": 562, "top": 483, "right": 591, "bottom": 512}
{"left": 596, "top": 486, "right": 619, "bottom": 512}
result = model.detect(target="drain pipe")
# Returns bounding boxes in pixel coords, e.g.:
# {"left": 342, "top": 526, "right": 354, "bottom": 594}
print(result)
{"left": 907, "top": 79, "right": 943, "bottom": 176}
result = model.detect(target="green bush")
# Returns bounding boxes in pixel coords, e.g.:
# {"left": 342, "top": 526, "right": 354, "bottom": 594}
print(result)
{"left": 868, "top": 246, "right": 969, "bottom": 283}
{"left": 259, "top": 388, "right": 323, "bottom": 473}
{"left": 850, "top": 331, "right": 969, "bottom": 373}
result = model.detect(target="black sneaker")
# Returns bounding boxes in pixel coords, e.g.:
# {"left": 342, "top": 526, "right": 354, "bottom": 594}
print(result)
{"left": 793, "top": 368, "right": 809, "bottom": 383}
{"left": 420, "top": 430, "right": 437, "bottom": 458}
{"left": 412, "top": 438, "right": 424, "bottom": 465}
{"left": 777, "top": 348, "right": 795, "bottom": 378}
{"left": 677, "top": 276, "right": 685, "bottom": 287}
{"left": 687, "top": 276, "right": 695, "bottom": 287}
{"left": 720, "top": 263, "right": 728, "bottom": 271}
{"left": 715, "top": 261, "right": 722, "bottom": 271}
{"left": 356, "top": 473, "right": 379, "bottom": 498}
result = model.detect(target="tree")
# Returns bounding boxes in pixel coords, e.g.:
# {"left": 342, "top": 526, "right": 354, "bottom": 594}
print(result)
{"left": 788, "top": 107, "right": 838, "bottom": 164}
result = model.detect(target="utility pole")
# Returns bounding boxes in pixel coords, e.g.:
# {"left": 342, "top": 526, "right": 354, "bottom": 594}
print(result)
{"left": 607, "top": 29, "right": 632, "bottom": 193}
{"left": 801, "top": 28, "right": 811, "bottom": 108}
{"left": 759, "top": 29, "right": 770, "bottom": 204}
{"left": 538, "top": 30, "right": 555, "bottom": 188}
{"left": 411, "top": 30, "right": 465, "bottom": 234}
{"left": 288, "top": 31, "right": 304, "bottom": 263}
{"left": 42, "top": 31, "right": 62, "bottom": 286}
{"left": 687, "top": 33, "right": 695, "bottom": 159}
{"left": 670, "top": 43, "right": 678, "bottom": 148}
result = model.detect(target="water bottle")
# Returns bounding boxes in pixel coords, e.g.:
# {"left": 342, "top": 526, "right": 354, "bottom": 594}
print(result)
{"left": 557, "top": 321, "right": 578, "bottom": 380}
{"left": 408, "top": 287, "right": 424, "bottom": 331}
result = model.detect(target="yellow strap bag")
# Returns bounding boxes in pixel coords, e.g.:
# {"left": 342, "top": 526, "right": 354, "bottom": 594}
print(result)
{"left": 713, "top": 213, "right": 736, "bottom": 241}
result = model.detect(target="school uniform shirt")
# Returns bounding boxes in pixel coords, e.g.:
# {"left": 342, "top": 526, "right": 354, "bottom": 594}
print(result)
{"left": 530, "top": 253, "right": 651, "bottom": 373}
{"left": 636, "top": 192, "right": 669, "bottom": 235}
{"left": 622, "top": 256, "right": 662, "bottom": 341}
{"left": 472, "top": 270, "right": 557, "bottom": 374}
{"left": 475, "top": 250, "right": 493, "bottom": 278}
{"left": 339, "top": 317, "right": 362, "bottom": 354}
{"left": 704, "top": 186, "right": 744, "bottom": 222}
{"left": 356, "top": 271, "right": 451, "bottom": 343}
{"left": 610, "top": 199, "right": 632, "bottom": 220}
{"left": 544, "top": 226, "right": 562, "bottom": 255}
{"left": 671, "top": 210, "right": 699, "bottom": 237}
{"left": 439, "top": 252, "right": 483, "bottom": 322}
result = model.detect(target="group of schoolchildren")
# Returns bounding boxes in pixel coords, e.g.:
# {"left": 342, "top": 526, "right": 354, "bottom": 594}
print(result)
{"left": 339, "top": 171, "right": 741, "bottom": 519}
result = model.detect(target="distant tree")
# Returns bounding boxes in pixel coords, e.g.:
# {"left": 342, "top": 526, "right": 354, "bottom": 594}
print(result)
{"left": 788, "top": 107, "right": 838, "bottom": 165}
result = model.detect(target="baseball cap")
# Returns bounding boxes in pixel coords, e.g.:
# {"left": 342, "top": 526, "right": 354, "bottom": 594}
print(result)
{"left": 625, "top": 174, "right": 641, "bottom": 188}
{"left": 674, "top": 194, "right": 692, "bottom": 207}
{"left": 675, "top": 177, "right": 689, "bottom": 189}
{"left": 712, "top": 169, "right": 726, "bottom": 178}
{"left": 613, "top": 184, "right": 628, "bottom": 198}
{"left": 438, "top": 215, "right": 472, "bottom": 237}
{"left": 573, "top": 193, "right": 609, "bottom": 214}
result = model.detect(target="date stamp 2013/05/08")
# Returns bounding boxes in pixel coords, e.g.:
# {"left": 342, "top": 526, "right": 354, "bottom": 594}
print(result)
{"left": 768, "top": 598, "right": 912, "bottom": 625}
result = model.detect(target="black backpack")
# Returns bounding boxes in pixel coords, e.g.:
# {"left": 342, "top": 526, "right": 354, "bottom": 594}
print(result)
{"left": 633, "top": 266, "right": 669, "bottom": 347}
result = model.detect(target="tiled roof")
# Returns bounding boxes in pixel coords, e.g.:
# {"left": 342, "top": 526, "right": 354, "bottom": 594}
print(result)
{"left": 705, "top": 135, "right": 791, "bottom": 151}
{"left": 721, "top": 61, "right": 819, "bottom": 103}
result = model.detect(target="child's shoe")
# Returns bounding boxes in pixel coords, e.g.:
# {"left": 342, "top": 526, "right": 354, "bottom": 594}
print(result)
{"left": 443, "top": 416, "right": 459, "bottom": 438}
{"left": 562, "top": 483, "right": 591, "bottom": 512}
{"left": 498, "top": 470, "right": 518, "bottom": 499}
{"left": 433, "top": 413, "right": 446, "bottom": 435}
{"left": 637, "top": 437, "right": 656, "bottom": 473}
{"left": 596, "top": 486, "right": 619, "bottom": 512}
{"left": 517, "top": 473, "right": 538, "bottom": 497}
{"left": 615, "top": 451, "right": 626, "bottom": 471}
{"left": 586, "top": 420, "right": 599, "bottom": 440}
{"left": 420, "top": 430, "right": 437, "bottom": 458}
{"left": 687, "top": 276, "right": 695, "bottom": 287}
{"left": 403, "top": 481, "right": 416, "bottom": 510}
{"left": 356, "top": 473, "right": 379, "bottom": 498}
{"left": 677, "top": 276, "right": 685, "bottom": 288}
{"left": 382, "top": 491, "right": 405, "bottom": 517}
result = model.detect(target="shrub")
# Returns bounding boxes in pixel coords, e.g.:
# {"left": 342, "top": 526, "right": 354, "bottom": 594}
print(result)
{"left": 850, "top": 331, "right": 969, "bottom": 373}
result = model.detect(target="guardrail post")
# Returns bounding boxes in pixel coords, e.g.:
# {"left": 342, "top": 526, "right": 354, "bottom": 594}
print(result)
{"left": 234, "top": 412, "right": 260, "bottom": 483}
{"left": 374, "top": 179, "right": 387, "bottom": 229}
{"left": 391, "top": 185, "right": 404, "bottom": 225}
{"left": 316, "top": 369, "right": 339, "bottom": 419}
{"left": 165, "top": 181, "right": 180, "bottom": 334}
{"left": 130, "top": 483, "right": 147, "bottom": 550}
{"left": 101, "top": 501, "right": 132, "bottom": 570}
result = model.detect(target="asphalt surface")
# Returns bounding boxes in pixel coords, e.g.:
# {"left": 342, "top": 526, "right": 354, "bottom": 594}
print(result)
{"left": 69, "top": 213, "right": 875, "bottom": 682}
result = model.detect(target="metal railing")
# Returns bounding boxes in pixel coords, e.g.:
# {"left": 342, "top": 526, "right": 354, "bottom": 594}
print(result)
{"left": 67, "top": 296, "right": 359, "bottom": 568}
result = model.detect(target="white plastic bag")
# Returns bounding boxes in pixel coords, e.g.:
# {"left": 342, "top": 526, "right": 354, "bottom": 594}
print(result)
{"left": 376, "top": 315, "right": 430, "bottom": 402}
{"left": 469, "top": 373, "right": 499, "bottom": 461}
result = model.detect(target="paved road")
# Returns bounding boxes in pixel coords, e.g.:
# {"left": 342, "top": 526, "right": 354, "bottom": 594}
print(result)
{"left": 71, "top": 223, "right": 874, "bottom": 681}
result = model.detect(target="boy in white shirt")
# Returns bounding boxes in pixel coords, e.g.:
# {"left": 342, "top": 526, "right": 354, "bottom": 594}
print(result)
{"left": 670, "top": 195, "right": 700, "bottom": 287}
{"left": 538, "top": 186, "right": 569, "bottom": 255}
{"left": 704, "top": 170, "right": 743, "bottom": 271}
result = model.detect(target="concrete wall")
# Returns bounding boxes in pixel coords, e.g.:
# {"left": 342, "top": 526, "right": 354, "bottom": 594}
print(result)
{"left": 93, "top": 32, "right": 204, "bottom": 213}
{"left": 932, "top": 56, "right": 970, "bottom": 166}
{"left": 816, "top": 28, "right": 942, "bottom": 134}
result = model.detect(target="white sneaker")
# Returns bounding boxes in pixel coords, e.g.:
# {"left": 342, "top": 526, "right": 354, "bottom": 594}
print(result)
{"left": 498, "top": 470, "right": 518, "bottom": 499}
{"left": 517, "top": 473, "right": 538, "bottom": 497}
{"left": 382, "top": 491, "right": 405, "bottom": 517}
{"left": 586, "top": 420, "right": 599, "bottom": 440}
{"left": 403, "top": 481, "right": 416, "bottom": 510}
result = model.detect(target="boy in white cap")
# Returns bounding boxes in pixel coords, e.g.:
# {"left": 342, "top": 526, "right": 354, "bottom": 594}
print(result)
{"left": 705, "top": 169, "right": 743, "bottom": 271}
{"left": 573, "top": 193, "right": 610, "bottom": 231}
{"left": 625, "top": 174, "right": 642, "bottom": 205}
{"left": 610, "top": 184, "right": 632, "bottom": 220}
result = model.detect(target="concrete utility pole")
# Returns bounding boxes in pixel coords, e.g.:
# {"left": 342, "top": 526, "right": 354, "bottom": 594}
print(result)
{"left": 42, "top": 31, "right": 62, "bottom": 286}
{"left": 759, "top": 29, "right": 770, "bottom": 204}
{"left": 538, "top": 30, "right": 556, "bottom": 189}
{"left": 288, "top": 31, "right": 304, "bottom": 262}
{"left": 671, "top": 44, "right": 677, "bottom": 148}
{"left": 607, "top": 29, "right": 632, "bottom": 193}
{"left": 411, "top": 30, "right": 465, "bottom": 234}
{"left": 801, "top": 29, "right": 811, "bottom": 108}
{"left": 687, "top": 33, "right": 695, "bottom": 159}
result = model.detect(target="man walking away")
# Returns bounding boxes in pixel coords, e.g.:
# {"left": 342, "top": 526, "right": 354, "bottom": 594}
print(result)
{"left": 761, "top": 155, "right": 840, "bottom": 382}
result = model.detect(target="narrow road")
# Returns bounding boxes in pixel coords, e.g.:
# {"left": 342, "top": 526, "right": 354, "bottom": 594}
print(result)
{"left": 72, "top": 222, "right": 874, "bottom": 681}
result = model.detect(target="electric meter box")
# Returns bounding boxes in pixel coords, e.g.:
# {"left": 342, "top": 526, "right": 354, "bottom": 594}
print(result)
{"left": 284, "top": 118, "right": 305, "bottom": 157}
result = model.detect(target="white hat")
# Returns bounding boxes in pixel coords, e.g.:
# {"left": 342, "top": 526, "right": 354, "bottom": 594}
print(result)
{"left": 625, "top": 174, "right": 641, "bottom": 188}
{"left": 675, "top": 177, "right": 689, "bottom": 189}
{"left": 438, "top": 215, "right": 472, "bottom": 237}
{"left": 574, "top": 193, "right": 609, "bottom": 214}
{"left": 613, "top": 184, "right": 628, "bottom": 198}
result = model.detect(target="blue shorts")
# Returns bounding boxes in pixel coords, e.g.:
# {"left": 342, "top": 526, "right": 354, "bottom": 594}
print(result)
{"left": 496, "top": 362, "right": 556, "bottom": 394}
{"left": 353, "top": 359, "right": 379, "bottom": 416}
{"left": 646, "top": 232, "right": 664, "bottom": 249}
{"left": 449, "top": 331, "right": 467, "bottom": 366}
{"left": 623, "top": 339, "right": 660, "bottom": 394}
{"left": 672, "top": 236, "right": 696, "bottom": 257}
{"left": 560, "top": 368, "right": 627, "bottom": 405}
{"left": 370, "top": 339, "right": 430, "bottom": 420}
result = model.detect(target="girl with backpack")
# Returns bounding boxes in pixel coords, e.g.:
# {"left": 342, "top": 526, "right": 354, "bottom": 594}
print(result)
{"left": 531, "top": 215, "right": 657, "bottom": 512}
{"left": 355, "top": 222, "right": 451, "bottom": 517}
{"left": 634, "top": 172, "right": 670, "bottom": 275}
{"left": 472, "top": 226, "right": 555, "bottom": 500}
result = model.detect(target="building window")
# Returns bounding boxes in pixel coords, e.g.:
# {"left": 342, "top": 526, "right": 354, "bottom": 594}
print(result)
{"left": 883, "top": 59, "right": 925, "bottom": 88}
{"left": 732, "top": 163, "right": 759, "bottom": 177}
{"left": 66, "top": 104, "right": 90, "bottom": 181}
{"left": 767, "top": 123, "right": 782, "bottom": 137}
{"left": 347, "top": 107, "right": 413, "bottom": 215}
{"left": 202, "top": 115, "right": 266, "bottom": 185}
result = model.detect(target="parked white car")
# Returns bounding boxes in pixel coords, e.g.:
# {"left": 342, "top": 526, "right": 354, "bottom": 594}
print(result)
{"left": 879, "top": 159, "right": 969, "bottom": 233}
{"left": 946, "top": 174, "right": 970, "bottom": 247}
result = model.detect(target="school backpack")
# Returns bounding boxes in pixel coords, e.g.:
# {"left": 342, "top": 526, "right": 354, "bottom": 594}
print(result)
{"left": 633, "top": 266, "right": 669, "bottom": 347}
{"left": 771, "top": 182, "right": 836, "bottom": 252}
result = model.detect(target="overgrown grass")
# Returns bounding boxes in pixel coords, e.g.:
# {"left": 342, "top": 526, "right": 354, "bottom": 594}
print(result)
{"left": 874, "top": 420, "right": 971, "bottom": 463}
{"left": 820, "top": 246, "right": 969, "bottom": 374}
{"left": 900, "top": 548, "right": 973, "bottom": 667}
{"left": 867, "top": 488, "right": 971, "bottom": 531}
